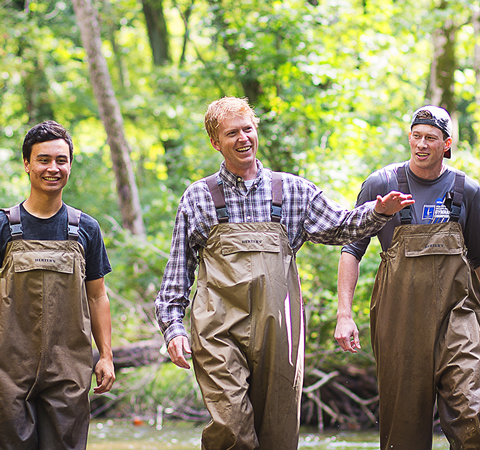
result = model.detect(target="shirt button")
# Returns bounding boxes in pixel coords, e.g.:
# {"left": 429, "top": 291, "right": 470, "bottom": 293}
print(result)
{"left": 237, "top": 177, "right": 242, "bottom": 182}
{"left": 247, "top": 216, "right": 251, "bottom": 221}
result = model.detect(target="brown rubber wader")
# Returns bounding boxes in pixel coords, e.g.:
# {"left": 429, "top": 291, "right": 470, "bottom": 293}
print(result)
{"left": 191, "top": 221, "right": 304, "bottom": 450}
{"left": 0, "top": 213, "right": 92, "bottom": 449}
{"left": 371, "top": 221, "right": 480, "bottom": 449}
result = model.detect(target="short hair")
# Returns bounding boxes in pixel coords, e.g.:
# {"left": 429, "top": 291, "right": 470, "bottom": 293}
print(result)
{"left": 22, "top": 121, "right": 74, "bottom": 162}
{"left": 204, "top": 97, "right": 260, "bottom": 142}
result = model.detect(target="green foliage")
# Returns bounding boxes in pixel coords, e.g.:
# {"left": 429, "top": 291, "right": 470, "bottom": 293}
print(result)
{"left": 2, "top": 0, "right": 480, "bottom": 420}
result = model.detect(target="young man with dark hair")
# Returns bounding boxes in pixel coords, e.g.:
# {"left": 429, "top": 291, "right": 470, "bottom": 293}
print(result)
{"left": 0, "top": 121, "right": 115, "bottom": 450}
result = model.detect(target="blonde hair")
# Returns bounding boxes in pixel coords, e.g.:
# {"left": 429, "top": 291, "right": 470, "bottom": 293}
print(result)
{"left": 204, "top": 97, "right": 260, "bottom": 142}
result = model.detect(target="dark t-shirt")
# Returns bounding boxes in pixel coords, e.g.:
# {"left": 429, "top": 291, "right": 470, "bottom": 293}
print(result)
{"left": 342, "top": 162, "right": 480, "bottom": 269}
{"left": 0, "top": 202, "right": 112, "bottom": 281}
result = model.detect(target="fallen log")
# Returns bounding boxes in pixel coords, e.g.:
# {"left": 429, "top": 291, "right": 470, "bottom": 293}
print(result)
{"left": 93, "top": 338, "right": 168, "bottom": 370}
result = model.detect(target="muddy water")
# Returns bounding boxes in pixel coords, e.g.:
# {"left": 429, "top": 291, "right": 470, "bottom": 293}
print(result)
{"left": 87, "top": 419, "right": 450, "bottom": 450}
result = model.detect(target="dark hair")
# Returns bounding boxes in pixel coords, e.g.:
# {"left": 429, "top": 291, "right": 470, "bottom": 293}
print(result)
{"left": 22, "top": 121, "right": 74, "bottom": 162}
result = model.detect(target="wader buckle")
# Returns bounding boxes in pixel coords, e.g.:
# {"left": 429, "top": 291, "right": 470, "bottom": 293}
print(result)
{"left": 68, "top": 224, "right": 80, "bottom": 239}
{"left": 399, "top": 205, "right": 411, "bottom": 224}
{"left": 271, "top": 205, "right": 282, "bottom": 220}
{"left": 9, "top": 223, "right": 23, "bottom": 239}
{"left": 450, "top": 204, "right": 461, "bottom": 222}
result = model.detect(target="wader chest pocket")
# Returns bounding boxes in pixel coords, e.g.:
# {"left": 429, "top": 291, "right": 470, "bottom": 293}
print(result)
{"left": 404, "top": 233, "right": 463, "bottom": 257}
{"left": 220, "top": 232, "right": 280, "bottom": 256}
{"left": 13, "top": 251, "right": 75, "bottom": 274}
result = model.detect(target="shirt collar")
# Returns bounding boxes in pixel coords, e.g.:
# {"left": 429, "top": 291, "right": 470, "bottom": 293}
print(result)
{"left": 219, "top": 160, "right": 265, "bottom": 189}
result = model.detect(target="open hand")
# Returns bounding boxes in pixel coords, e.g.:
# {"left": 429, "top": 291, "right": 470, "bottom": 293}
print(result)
{"left": 375, "top": 191, "right": 414, "bottom": 216}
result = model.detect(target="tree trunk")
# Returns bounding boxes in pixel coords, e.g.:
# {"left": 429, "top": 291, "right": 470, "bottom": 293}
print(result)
{"left": 71, "top": 0, "right": 145, "bottom": 236}
{"left": 426, "top": 0, "right": 457, "bottom": 143}
{"left": 142, "top": 0, "right": 172, "bottom": 66}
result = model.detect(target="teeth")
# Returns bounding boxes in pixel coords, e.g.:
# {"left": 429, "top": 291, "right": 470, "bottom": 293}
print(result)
{"left": 44, "top": 177, "right": 59, "bottom": 181}
{"left": 236, "top": 146, "right": 251, "bottom": 152}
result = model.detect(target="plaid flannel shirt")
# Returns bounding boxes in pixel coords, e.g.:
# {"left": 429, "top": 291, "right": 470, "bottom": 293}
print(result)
{"left": 155, "top": 160, "right": 390, "bottom": 345}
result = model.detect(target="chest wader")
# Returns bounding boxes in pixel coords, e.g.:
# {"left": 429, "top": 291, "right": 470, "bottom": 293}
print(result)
{"left": 371, "top": 165, "right": 480, "bottom": 450}
{"left": 191, "top": 174, "right": 304, "bottom": 450}
{"left": 0, "top": 205, "right": 93, "bottom": 450}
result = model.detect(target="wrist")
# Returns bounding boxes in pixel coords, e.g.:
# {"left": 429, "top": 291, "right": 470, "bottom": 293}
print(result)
{"left": 336, "top": 312, "right": 353, "bottom": 320}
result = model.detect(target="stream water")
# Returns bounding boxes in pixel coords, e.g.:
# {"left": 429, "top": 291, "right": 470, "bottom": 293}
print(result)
{"left": 87, "top": 419, "right": 450, "bottom": 450}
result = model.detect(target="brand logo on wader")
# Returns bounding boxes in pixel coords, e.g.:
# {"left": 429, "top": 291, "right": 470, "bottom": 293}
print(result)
{"left": 242, "top": 239, "right": 262, "bottom": 244}
{"left": 35, "top": 258, "right": 56, "bottom": 263}
{"left": 425, "top": 244, "right": 444, "bottom": 249}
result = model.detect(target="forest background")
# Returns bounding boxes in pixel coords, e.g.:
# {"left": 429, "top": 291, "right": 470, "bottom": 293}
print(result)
{"left": 2, "top": 0, "right": 480, "bottom": 431}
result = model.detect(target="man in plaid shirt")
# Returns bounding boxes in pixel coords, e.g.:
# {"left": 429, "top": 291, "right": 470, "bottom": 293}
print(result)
{"left": 155, "top": 97, "right": 413, "bottom": 450}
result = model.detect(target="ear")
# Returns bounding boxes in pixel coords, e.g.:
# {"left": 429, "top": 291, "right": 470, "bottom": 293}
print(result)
{"left": 24, "top": 158, "right": 30, "bottom": 174}
{"left": 444, "top": 137, "right": 453, "bottom": 153}
{"left": 210, "top": 137, "right": 221, "bottom": 153}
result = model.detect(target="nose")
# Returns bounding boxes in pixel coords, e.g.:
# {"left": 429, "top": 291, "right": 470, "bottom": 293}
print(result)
{"left": 239, "top": 130, "right": 249, "bottom": 141}
{"left": 418, "top": 137, "right": 428, "bottom": 148}
{"left": 46, "top": 160, "right": 60, "bottom": 171}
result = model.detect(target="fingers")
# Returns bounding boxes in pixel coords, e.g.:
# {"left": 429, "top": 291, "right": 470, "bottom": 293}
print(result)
{"left": 93, "top": 362, "right": 116, "bottom": 394}
{"left": 335, "top": 320, "right": 361, "bottom": 354}
{"left": 168, "top": 336, "right": 191, "bottom": 369}
{"left": 337, "top": 335, "right": 360, "bottom": 353}
{"left": 375, "top": 192, "right": 415, "bottom": 215}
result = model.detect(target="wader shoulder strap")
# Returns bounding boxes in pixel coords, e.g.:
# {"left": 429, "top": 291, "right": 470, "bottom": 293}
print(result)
{"left": 205, "top": 172, "right": 284, "bottom": 223}
{"left": 1, "top": 204, "right": 82, "bottom": 241}
{"left": 2, "top": 204, "right": 23, "bottom": 240}
{"left": 397, "top": 165, "right": 465, "bottom": 224}
{"left": 396, "top": 163, "right": 412, "bottom": 224}
{"left": 205, "top": 175, "right": 229, "bottom": 223}
{"left": 271, "top": 172, "right": 283, "bottom": 223}
{"left": 66, "top": 205, "right": 82, "bottom": 241}
{"left": 448, "top": 171, "right": 465, "bottom": 222}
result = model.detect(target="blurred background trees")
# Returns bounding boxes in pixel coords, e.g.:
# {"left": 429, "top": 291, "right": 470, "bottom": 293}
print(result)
{"left": 1, "top": 0, "right": 479, "bottom": 430}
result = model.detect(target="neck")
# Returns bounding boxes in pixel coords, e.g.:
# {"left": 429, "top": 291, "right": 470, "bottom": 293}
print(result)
{"left": 23, "top": 193, "right": 63, "bottom": 219}
{"left": 409, "top": 161, "right": 445, "bottom": 180}
{"left": 226, "top": 162, "right": 258, "bottom": 180}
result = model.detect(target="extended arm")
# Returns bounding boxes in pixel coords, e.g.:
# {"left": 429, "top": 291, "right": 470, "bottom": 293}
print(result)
{"left": 86, "top": 277, "right": 115, "bottom": 393}
{"left": 334, "top": 252, "right": 362, "bottom": 353}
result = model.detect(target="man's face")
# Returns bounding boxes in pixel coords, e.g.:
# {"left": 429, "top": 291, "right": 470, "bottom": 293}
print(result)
{"left": 210, "top": 114, "right": 259, "bottom": 179}
{"left": 24, "top": 139, "right": 72, "bottom": 196}
{"left": 408, "top": 124, "right": 451, "bottom": 179}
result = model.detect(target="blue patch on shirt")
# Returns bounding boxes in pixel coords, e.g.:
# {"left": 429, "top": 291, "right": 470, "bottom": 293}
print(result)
{"left": 422, "top": 196, "right": 449, "bottom": 223}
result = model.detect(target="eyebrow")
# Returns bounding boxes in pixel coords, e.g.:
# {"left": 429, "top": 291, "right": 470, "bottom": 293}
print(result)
{"left": 35, "top": 154, "right": 69, "bottom": 158}
{"left": 412, "top": 131, "right": 439, "bottom": 138}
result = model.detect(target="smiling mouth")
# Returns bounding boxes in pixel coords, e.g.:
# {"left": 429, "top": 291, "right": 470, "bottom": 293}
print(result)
{"left": 44, "top": 177, "right": 60, "bottom": 181}
{"left": 236, "top": 146, "right": 251, "bottom": 153}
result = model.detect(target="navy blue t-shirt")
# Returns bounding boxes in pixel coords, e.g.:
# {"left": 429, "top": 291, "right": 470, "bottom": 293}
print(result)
{"left": 0, "top": 202, "right": 112, "bottom": 281}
